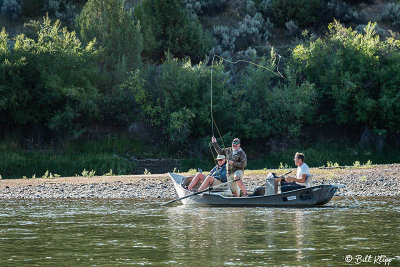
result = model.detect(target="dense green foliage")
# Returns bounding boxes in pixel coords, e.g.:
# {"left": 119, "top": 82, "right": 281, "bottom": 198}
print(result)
{"left": 0, "top": 134, "right": 142, "bottom": 179}
{"left": 75, "top": 0, "right": 144, "bottom": 126}
{"left": 76, "top": 0, "right": 143, "bottom": 86}
{"left": 0, "top": 150, "right": 138, "bottom": 179}
{"left": 1, "top": 1, "right": 400, "bottom": 178}
{"left": 0, "top": 16, "right": 100, "bottom": 137}
{"left": 123, "top": 53, "right": 316, "bottom": 153}
{"left": 122, "top": 54, "right": 225, "bottom": 150}
{"left": 2, "top": 135, "right": 399, "bottom": 179}
{"left": 134, "top": 0, "right": 211, "bottom": 63}
{"left": 270, "top": 0, "right": 321, "bottom": 28}
{"left": 235, "top": 56, "right": 316, "bottom": 138}
{"left": 292, "top": 21, "right": 400, "bottom": 135}
{"left": 21, "top": 0, "right": 46, "bottom": 18}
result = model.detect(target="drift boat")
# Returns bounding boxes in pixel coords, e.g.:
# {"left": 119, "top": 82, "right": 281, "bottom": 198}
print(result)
{"left": 168, "top": 172, "right": 342, "bottom": 207}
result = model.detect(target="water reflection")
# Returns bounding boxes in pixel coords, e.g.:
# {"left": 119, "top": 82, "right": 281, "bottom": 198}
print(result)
{"left": 0, "top": 198, "right": 398, "bottom": 266}
{"left": 163, "top": 200, "right": 399, "bottom": 265}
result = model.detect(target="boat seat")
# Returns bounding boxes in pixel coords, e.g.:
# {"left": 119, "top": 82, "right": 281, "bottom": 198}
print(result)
{"left": 249, "top": 186, "right": 265, "bottom": 196}
{"left": 307, "top": 174, "right": 313, "bottom": 186}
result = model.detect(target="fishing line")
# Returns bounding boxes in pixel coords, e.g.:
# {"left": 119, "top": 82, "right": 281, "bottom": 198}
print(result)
{"left": 210, "top": 54, "right": 285, "bottom": 150}
{"left": 276, "top": 54, "right": 284, "bottom": 79}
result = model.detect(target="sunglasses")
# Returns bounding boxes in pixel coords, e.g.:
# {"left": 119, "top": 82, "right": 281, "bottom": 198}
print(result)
{"left": 232, "top": 141, "right": 240, "bottom": 145}
{"left": 217, "top": 159, "right": 225, "bottom": 161}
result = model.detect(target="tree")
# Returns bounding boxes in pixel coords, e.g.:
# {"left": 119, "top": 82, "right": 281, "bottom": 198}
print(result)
{"left": 76, "top": 0, "right": 143, "bottom": 86}
{"left": 291, "top": 21, "right": 400, "bottom": 136}
{"left": 121, "top": 53, "right": 229, "bottom": 149}
{"left": 0, "top": 16, "right": 100, "bottom": 138}
{"left": 270, "top": 0, "right": 321, "bottom": 28}
{"left": 134, "top": 0, "right": 211, "bottom": 64}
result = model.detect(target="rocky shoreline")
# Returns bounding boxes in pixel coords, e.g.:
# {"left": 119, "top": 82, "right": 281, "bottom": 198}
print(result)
{"left": 0, "top": 164, "right": 399, "bottom": 199}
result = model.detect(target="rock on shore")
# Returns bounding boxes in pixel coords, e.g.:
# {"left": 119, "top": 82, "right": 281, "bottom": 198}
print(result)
{"left": 0, "top": 164, "right": 399, "bottom": 199}
{"left": 0, "top": 175, "right": 175, "bottom": 199}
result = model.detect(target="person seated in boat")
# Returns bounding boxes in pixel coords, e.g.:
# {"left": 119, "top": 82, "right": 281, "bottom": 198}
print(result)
{"left": 187, "top": 154, "right": 227, "bottom": 192}
{"left": 212, "top": 136, "right": 248, "bottom": 197}
{"left": 276, "top": 152, "right": 312, "bottom": 193}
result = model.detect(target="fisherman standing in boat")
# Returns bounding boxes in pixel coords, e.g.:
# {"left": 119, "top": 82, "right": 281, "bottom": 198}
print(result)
{"left": 187, "top": 154, "right": 227, "bottom": 191}
{"left": 211, "top": 137, "right": 248, "bottom": 197}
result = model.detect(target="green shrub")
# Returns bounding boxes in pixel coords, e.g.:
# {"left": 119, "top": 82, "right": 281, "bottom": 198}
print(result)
{"left": 44, "top": 0, "right": 78, "bottom": 25}
{"left": 343, "top": 0, "right": 373, "bottom": 4}
{"left": 0, "top": 150, "right": 137, "bottom": 179}
{"left": 123, "top": 52, "right": 316, "bottom": 152}
{"left": 1, "top": 0, "right": 21, "bottom": 20}
{"left": 234, "top": 55, "right": 316, "bottom": 139}
{"left": 212, "top": 13, "right": 273, "bottom": 60}
{"left": 76, "top": 0, "right": 143, "bottom": 86}
{"left": 291, "top": 21, "right": 400, "bottom": 135}
{"left": 320, "top": 0, "right": 364, "bottom": 26}
{"left": 381, "top": 3, "right": 400, "bottom": 31}
{"left": 0, "top": 16, "right": 100, "bottom": 137}
{"left": 184, "top": 0, "right": 227, "bottom": 18}
{"left": 134, "top": 0, "right": 211, "bottom": 64}
{"left": 63, "top": 133, "right": 150, "bottom": 156}
{"left": 270, "top": 0, "right": 321, "bottom": 28}
{"left": 122, "top": 53, "right": 230, "bottom": 150}
{"left": 21, "top": 0, "right": 46, "bottom": 17}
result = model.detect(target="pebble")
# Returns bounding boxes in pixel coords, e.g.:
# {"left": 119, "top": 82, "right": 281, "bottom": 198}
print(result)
{"left": 0, "top": 165, "right": 399, "bottom": 199}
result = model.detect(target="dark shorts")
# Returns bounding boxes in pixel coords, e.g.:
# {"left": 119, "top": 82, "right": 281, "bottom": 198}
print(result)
{"left": 281, "top": 182, "right": 305, "bottom": 193}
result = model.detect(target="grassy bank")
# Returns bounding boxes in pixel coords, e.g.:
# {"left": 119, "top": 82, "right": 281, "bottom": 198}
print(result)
{"left": 1, "top": 136, "right": 399, "bottom": 179}
{"left": 0, "top": 151, "right": 137, "bottom": 179}
{"left": 0, "top": 134, "right": 150, "bottom": 179}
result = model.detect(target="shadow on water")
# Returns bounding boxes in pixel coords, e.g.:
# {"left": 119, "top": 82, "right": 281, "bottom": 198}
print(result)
{"left": 0, "top": 197, "right": 399, "bottom": 265}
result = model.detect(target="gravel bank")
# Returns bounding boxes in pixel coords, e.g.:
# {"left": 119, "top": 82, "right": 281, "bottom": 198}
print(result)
{"left": 0, "top": 164, "right": 399, "bottom": 199}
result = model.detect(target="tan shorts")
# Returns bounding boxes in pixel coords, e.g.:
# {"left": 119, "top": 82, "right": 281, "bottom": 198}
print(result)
{"left": 211, "top": 178, "right": 222, "bottom": 186}
{"left": 234, "top": 170, "right": 244, "bottom": 178}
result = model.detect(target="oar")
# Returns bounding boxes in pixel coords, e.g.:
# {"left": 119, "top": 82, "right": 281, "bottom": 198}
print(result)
{"left": 160, "top": 178, "right": 240, "bottom": 206}
{"left": 260, "top": 170, "right": 292, "bottom": 186}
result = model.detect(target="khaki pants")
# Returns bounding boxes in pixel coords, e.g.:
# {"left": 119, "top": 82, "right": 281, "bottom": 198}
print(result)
{"left": 227, "top": 170, "right": 244, "bottom": 194}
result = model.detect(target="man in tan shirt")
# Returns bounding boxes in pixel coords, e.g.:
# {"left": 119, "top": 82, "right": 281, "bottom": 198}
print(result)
{"left": 212, "top": 136, "right": 248, "bottom": 197}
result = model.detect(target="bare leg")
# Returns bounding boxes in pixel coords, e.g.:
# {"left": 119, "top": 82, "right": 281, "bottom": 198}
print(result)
{"left": 226, "top": 173, "right": 237, "bottom": 197}
{"left": 198, "top": 176, "right": 214, "bottom": 191}
{"left": 236, "top": 178, "right": 248, "bottom": 197}
{"left": 188, "top": 173, "right": 204, "bottom": 191}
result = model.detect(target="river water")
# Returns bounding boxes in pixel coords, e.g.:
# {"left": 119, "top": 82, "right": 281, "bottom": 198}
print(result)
{"left": 0, "top": 197, "right": 399, "bottom": 266}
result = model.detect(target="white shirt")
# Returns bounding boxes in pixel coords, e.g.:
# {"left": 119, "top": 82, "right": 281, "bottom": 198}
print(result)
{"left": 296, "top": 162, "right": 312, "bottom": 187}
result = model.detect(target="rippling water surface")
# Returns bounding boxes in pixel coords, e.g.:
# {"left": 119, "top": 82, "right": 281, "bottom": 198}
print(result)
{"left": 0, "top": 197, "right": 399, "bottom": 266}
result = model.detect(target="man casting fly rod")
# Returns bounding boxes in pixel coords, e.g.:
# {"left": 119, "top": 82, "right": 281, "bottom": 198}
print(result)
{"left": 211, "top": 136, "right": 248, "bottom": 197}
